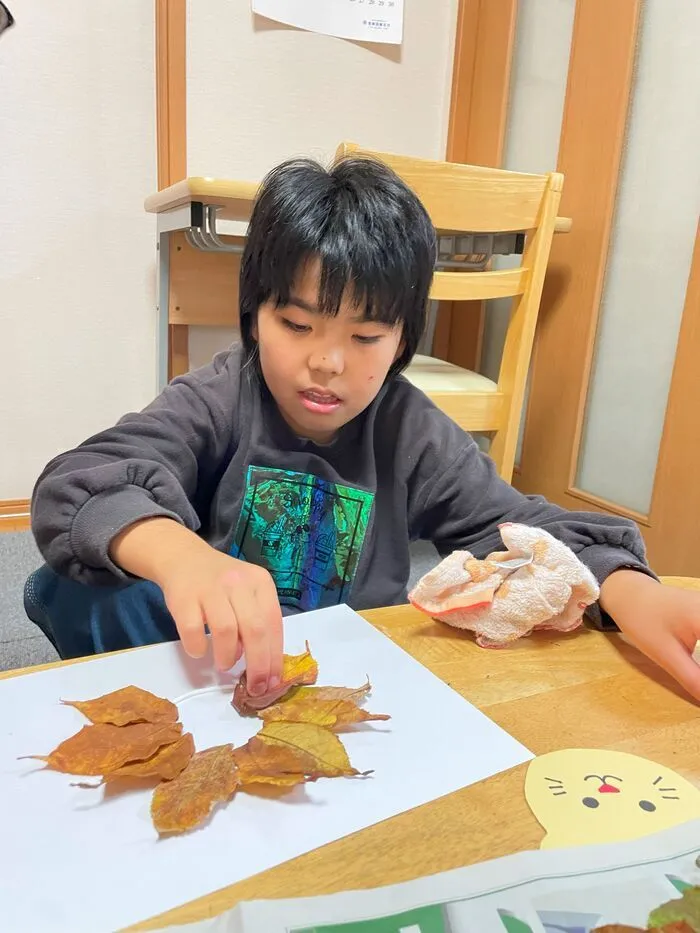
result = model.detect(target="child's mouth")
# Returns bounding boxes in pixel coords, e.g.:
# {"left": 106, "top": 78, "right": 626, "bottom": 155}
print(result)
{"left": 299, "top": 389, "right": 342, "bottom": 414}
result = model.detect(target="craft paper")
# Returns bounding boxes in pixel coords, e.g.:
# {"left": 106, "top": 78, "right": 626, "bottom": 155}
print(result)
{"left": 251, "top": 0, "right": 404, "bottom": 45}
{"left": 1, "top": 604, "right": 531, "bottom": 933}
{"left": 525, "top": 748, "right": 700, "bottom": 848}
{"left": 152, "top": 818, "right": 700, "bottom": 933}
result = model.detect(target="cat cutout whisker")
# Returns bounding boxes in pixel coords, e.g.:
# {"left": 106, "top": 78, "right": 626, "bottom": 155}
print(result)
{"left": 659, "top": 787, "right": 677, "bottom": 792}
{"left": 662, "top": 795, "right": 680, "bottom": 800}
{"left": 545, "top": 777, "right": 563, "bottom": 784}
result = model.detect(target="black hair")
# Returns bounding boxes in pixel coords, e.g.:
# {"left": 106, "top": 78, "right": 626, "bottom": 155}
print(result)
{"left": 239, "top": 155, "right": 437, "bottom": 377}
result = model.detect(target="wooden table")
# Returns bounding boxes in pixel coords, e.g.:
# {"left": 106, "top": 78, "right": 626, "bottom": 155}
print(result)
{"left": 3, "top": 576, "right": 699, "bottom": 931}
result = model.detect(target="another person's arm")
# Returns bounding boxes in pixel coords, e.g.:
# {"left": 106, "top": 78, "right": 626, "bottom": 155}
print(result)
{"left": 408, "top": 408, "right": 700, "bottom": 702}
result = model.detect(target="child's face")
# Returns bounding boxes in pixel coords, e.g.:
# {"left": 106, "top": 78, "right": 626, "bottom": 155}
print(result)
{"left": 255, "top": 260, "right": 405, "bottom": 444}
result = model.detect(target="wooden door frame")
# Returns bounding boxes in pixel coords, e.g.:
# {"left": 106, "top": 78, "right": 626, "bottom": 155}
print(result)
{"left": 156, "top": 0, "right": 188, "bottom": 380}
{"left": 514, "top": 0, "right": 700, "bottom": 574}
{"left": 515, "top": 0, "right": 644, "bottom": 516}
{"left": 433, "top": 0, "right": 519, "bottom": 369}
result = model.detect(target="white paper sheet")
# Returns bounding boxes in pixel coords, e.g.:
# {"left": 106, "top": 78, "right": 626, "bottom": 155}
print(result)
{"left": 0, "top": 605, "right": 531, "bottom": 933}
{"left": 251, "top": 0, "right": 405, "bottom": 45}
{"left": 155, "top": 818, "right": 700, "bottom": 933}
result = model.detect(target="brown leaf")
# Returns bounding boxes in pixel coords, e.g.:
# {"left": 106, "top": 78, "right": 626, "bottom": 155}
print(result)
{"left": 151, "top": 744, "right": 239, "bottom": 835}
{"left": 232, "top": 641, "right": 318, "bottom": 714}
{"left": 75, "top": 733, "right": 196, "bottom": 786}
{"left": 61, "top": 685, "right": 178, "bottom": 726}
{"left": 251, "top": 721, "right": 361, "bottom": 778}
{"left": 21, "top": 721, "right": 183, "bottom": 775}
{"left": 259, "top": 695, "right": 389, "bottom": 731}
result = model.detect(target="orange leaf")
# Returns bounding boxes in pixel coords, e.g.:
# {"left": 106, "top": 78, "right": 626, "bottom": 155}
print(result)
{"left": 251, "top": 721, "right": 361, "bottom": 778}
{"left": 150, "top": 744, "right": 239, "bottom": 835}
{"left": 232, "top": 641, "right": 318, "bottom": 714}
{"left": 21, "top": 721, "right": 183, "bottom": 776}
{"left": 76, "top": 733, "right": 196, "bottom": 786}
{"left": 259, "top": 696, "right": 390, "bottom": 731}
{"left": 61, "top": 685, "right": 178, "bottom": 726}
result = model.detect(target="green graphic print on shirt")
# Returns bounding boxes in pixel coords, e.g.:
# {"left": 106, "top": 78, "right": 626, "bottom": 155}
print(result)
{"left": 230, "top": 466, "right": 375, "bottom": 612}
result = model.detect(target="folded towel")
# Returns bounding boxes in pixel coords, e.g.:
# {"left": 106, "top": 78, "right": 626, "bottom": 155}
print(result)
{"left": 408, "top": 522, "right": 600, "bottom": 647}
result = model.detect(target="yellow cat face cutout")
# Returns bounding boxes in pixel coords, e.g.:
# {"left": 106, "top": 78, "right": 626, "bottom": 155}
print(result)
{"left": 525, "top": 748, "right": 700, "bottom": 849}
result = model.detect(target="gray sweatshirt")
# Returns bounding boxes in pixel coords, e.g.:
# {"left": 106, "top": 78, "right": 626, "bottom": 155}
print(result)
{"left": 31, "top": 345, "right": 653, "bottom": 623}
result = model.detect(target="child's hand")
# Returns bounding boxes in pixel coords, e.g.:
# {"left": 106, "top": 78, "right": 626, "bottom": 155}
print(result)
{"left": 110, "top": 518, "right": 283, "bottom": 694}
{"left": 600, "top": 570, "right": 700, "bottom": 702}
{"left": 159, "top": 548, "right": 283, "bottom": 693}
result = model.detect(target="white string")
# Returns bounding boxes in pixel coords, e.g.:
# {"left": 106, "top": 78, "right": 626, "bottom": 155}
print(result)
{"left": 173, "top": 684, "right": 233, "bottom": 705}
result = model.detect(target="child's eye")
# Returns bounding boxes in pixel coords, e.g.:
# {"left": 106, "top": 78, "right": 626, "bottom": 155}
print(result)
{"left": 353, "top": 334, "right": 383, "bottom": 345}
{"left": 281, "top": 318, "right": 311, "bottom": 334}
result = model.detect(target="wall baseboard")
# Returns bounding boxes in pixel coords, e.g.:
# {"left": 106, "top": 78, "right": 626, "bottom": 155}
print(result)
{"left": 0, "top": 498, "right": 31, "bottom": 532}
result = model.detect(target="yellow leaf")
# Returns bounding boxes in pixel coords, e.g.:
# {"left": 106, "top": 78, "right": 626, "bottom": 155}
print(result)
{"left": 259, "top": 696, "right": 390, "bottom": 731}
{"left": 151, "top": 744, "right": 239, "bottom": 835}
{"left": 232, "top": 641, "right": 319, "bottom": 714}
{"left": 254, "top": 721, "right": 361, "bottom": 778}
{"left": 289, "top": 679, "right": 372, "bottom": 704}
{"left": 232, "top": 738, "right": 310, "bottom": 787}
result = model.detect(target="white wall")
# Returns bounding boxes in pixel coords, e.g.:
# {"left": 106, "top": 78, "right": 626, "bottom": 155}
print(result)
{"left": 0, "top": 1, "right": 157, "bottom": 500}
{"left": 186, "top": 0, "right": 458, "bottom": 369}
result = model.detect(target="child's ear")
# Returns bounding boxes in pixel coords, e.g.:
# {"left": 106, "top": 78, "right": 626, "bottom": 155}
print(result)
{"left": 251, "top": 318, "right": 259, "bottom": 342}
{"left": 393, "top": 338, "right": 406, "bottom": 363}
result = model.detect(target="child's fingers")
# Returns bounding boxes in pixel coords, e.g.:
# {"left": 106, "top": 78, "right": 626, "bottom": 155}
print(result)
{"left": 202, "top": 589, "right": 240, "bottom": 672}
{"left": 254, "top": 571, "right": 284, "bottom": 686}
{"left": 651, "top": 636, "right": 700, "bottom": 703}
{"left": 229, "top": 588, "right": 271, "bottom": 696}
{"left": 168, "top": 594, "right": 208, "bottom": 659}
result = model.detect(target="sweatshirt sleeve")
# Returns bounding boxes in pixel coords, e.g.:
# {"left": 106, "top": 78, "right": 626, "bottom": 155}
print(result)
{"left": 30, "top": 350, "right": 240, "bottom": 586}
{"left": 407, "top": 407, "right": 657, "bottom": 627}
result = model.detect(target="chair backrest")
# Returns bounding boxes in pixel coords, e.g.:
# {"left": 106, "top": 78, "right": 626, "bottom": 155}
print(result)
{"left": 335, "top": 141, "right": 564, "bottom": 479}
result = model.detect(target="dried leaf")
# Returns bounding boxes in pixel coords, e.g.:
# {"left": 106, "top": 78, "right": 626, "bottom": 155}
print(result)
{"left": 259, "top": 695, "right": 390, "bottom": 731}
{"left": 75, "top": 733, "right": 196, "bottom": 787}
{"left": 232, "top": 641, "right": 318, "bottom": 714}
{"left": 61, "top": 685, "right": 178, "bottom": 726}
{"left": 232, "top": 738, "right": 310, "bottom": 787}
{"left": 288, "top": 679, "right": 372, "bottom": 704}
{"left": 151, "top": 744, "right": 239, "bottom": 835}
{"left": 251, "top": 721, "right": 361, "bottom": 778}
{"left": 648, "top": 888, "right": 700, "bottom": 932}
{"left": 21, "top": 721, "right": 183, "bottom": 776}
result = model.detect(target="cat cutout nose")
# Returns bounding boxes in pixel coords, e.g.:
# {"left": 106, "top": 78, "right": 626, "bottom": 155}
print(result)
{"left": 599, "top": 783, "right": 620, "bottom": 793}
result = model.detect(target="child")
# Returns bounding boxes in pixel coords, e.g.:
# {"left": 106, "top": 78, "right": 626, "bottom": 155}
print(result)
{"left": 26, "top": 156, "right": 700, "bottom": 703}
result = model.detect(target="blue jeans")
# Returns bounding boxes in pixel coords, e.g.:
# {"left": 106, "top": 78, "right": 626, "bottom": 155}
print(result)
{"left": 24, "top": 564, "right": 179, "bottom": 660}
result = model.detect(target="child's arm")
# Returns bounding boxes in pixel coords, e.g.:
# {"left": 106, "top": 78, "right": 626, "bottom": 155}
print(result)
{"left": 31, "top": 351, "right": 284, "bottom": 692}
{"left": 31, "top": 353, "right": 237, "bottom": 586}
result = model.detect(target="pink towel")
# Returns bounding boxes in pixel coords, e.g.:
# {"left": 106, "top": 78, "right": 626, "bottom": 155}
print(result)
{"left": 408, "top": 522, "right": 600, "bottom": 648}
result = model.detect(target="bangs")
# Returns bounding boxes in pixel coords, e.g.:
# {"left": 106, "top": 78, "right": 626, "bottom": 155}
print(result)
{"left": 267, "top": 245, "right": 415, "bottom": 332}
{"left": 240, "top": 156, "right": 437, "bottom": 374}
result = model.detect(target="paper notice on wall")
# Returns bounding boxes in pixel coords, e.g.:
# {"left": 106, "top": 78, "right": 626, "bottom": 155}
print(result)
{"left": 251, "top": 0, "right": 404, "bottom": 45}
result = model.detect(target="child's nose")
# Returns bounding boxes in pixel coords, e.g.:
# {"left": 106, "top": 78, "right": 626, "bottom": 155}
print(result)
{"left": 309, "top": 347, "right": 344, "bottom": 374}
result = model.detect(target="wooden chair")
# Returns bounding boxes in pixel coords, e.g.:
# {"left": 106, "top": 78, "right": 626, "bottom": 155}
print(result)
{"left": 335, "top": 142, "right": 564, "bottom": 482}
